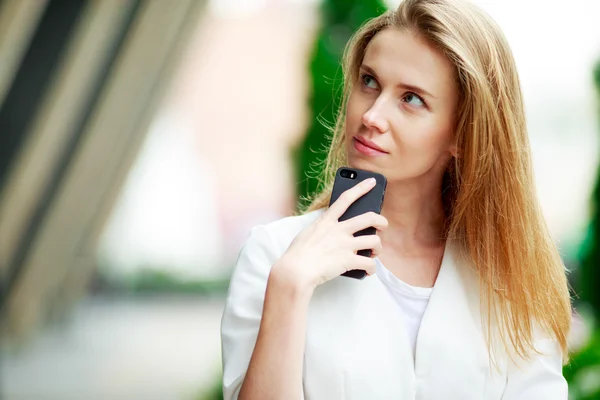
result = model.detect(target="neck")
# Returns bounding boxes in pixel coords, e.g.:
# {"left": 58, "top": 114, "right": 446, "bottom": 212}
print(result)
{"left": 379, "top": 174, "right": 446, "bottom": 252}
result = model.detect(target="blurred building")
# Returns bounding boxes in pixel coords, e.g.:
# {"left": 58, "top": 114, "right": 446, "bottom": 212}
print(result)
{"left": 0, "top": 0, "right": 209, "bottom": 340}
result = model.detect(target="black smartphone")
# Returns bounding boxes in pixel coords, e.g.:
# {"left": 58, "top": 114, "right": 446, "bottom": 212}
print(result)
{"left": 328, "top": 167, "right": 387, "bottom": 279}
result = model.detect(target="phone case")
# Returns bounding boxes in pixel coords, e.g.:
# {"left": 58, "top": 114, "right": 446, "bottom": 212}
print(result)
{"left": 328, "top": 167, "right": 387, "bottom": 279}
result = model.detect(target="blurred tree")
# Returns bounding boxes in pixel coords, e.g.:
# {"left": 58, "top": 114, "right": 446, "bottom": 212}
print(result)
{"left": 580, "top": 62, "right": 600, "bottom": 322}
{"left": 293, "top": 0, "right": 386, "bottom": 210}
{"left": 564, "top": 61, "right": 600, "bottom": 400}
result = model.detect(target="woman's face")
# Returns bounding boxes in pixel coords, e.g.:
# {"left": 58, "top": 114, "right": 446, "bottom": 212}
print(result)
{"left": 345, "top": 28, "right": 459, "bottom": 184}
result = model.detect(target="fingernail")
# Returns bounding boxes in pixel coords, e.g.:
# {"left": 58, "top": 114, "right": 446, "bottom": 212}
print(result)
{"left": 364, "top": 178, "right": 376, "bottom": 186}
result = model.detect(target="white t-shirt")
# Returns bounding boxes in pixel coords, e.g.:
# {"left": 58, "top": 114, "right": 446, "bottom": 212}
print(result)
{"left": 375, "top": 258, "right": 433, "bottom": 358}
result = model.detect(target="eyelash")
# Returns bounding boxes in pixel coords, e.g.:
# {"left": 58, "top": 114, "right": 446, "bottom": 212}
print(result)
{"left": 359, "top": 72, "right": 427, "bottom": 108}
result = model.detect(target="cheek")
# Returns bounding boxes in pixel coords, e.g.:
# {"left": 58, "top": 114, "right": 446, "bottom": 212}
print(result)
{"left": 394, "top": 117, "right": 453, "bottom": 153}
{"left": 389, "top": 123, "right": 453, "bottom": 176}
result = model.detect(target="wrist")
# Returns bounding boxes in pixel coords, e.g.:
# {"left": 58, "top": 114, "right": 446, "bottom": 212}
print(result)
{"left": 268, "top": 258, "right": 315, "bottom": 303}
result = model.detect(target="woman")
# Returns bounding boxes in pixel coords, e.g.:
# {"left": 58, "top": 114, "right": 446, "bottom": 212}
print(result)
{"left": 221, "top": 0, "right": 572, "bottom": 398}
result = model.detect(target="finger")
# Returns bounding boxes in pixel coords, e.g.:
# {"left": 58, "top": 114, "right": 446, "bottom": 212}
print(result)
{"left": 326, "top": 178, "right": 376, "bottom": 220}
{"left": 350, "top": 255, "right": 377, "bottom": 276}
{"left": 352, "top": 234, "right": 382, "bottom": 256}
{"left": 340, "top": 212, "right": 388, "bottom": 233}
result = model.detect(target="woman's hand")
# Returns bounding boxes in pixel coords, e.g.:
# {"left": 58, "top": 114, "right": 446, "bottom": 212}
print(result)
{"left": 273, "top": 177, "right": 388, "bottom": 291}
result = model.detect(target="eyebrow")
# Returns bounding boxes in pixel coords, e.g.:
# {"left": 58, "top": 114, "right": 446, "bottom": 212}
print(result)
{"left": 360, "top": 64, "right": 436, "bottom": 99}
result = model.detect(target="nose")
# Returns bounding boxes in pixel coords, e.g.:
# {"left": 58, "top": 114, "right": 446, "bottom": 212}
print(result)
{"left": 361, "top": 102, "right": 389, "bottom": 134}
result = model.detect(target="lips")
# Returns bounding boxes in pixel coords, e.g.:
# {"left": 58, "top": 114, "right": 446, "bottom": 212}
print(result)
{"left": 353, "top": 136, "right": 388, "bottom": 156}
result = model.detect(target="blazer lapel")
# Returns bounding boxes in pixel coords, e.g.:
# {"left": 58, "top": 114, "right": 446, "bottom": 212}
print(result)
{"left": 413, "top": 240, "right": 492, "bottom": 399}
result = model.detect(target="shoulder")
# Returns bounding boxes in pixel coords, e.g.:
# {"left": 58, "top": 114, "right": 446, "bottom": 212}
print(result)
{"left": 230, "top": 208, "right": 326, "bottom": 278}
{"left": 247, "top": 208, "right": 325, "bottom": 254}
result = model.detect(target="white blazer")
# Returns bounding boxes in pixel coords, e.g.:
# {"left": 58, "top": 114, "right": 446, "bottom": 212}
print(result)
{"left": 221, "top": 209, "right": 567, "bottom": 400}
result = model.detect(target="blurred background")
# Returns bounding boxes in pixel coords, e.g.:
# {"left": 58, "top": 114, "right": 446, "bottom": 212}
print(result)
{"left": 0, "top": 0, "right": 599, "bottom": 399}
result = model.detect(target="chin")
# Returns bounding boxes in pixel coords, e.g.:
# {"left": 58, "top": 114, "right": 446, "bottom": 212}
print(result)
{"left": 347, "top": 155, "right": 379, "bottom": 173}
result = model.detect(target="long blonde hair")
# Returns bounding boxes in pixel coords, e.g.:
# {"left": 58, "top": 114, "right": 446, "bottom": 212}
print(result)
{"left": 305, "top": 0, "right": 571, "bottom": 363}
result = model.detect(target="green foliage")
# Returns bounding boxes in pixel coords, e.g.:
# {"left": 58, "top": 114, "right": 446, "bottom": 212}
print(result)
{"left": 98, "top": 267, "right": 230, "bottom": 295}
{"left": 564, "top": 330, "right": 600, "bottom": 400}
{"left": 293, "top": 0, "right": 386, "bottom": 210}
{"left": 567, "top": 61, "right": 600, "bottom": 399}
{"left": 196, "top": 375, "right": 223, "bottom": 400}
{"left": 126, "top": 269, "right": 229, "bottom": 294}
{"left": 580, "top": 62, "right": 600, "bottom": 322}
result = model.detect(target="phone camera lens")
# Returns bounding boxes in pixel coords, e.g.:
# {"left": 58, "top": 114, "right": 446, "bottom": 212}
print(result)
{"left": 340, "top": 169, "right": 356, "bottom": 179}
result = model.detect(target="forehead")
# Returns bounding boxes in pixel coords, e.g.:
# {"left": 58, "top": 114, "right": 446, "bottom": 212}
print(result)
{"left": 362, "top": 28, "right": 456, "bottom": 98}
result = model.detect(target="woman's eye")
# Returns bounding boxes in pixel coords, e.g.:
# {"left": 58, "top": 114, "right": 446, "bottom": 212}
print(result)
{"left": 361, "top": 73, "right": 378, "bottom": 90}
{"left": 403, "top": 92, "right": 425, "bottom": 107}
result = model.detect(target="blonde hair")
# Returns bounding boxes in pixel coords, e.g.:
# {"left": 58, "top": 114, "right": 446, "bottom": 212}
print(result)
{"left": 304, "top": 0, "right": 571, "bottom": 363}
